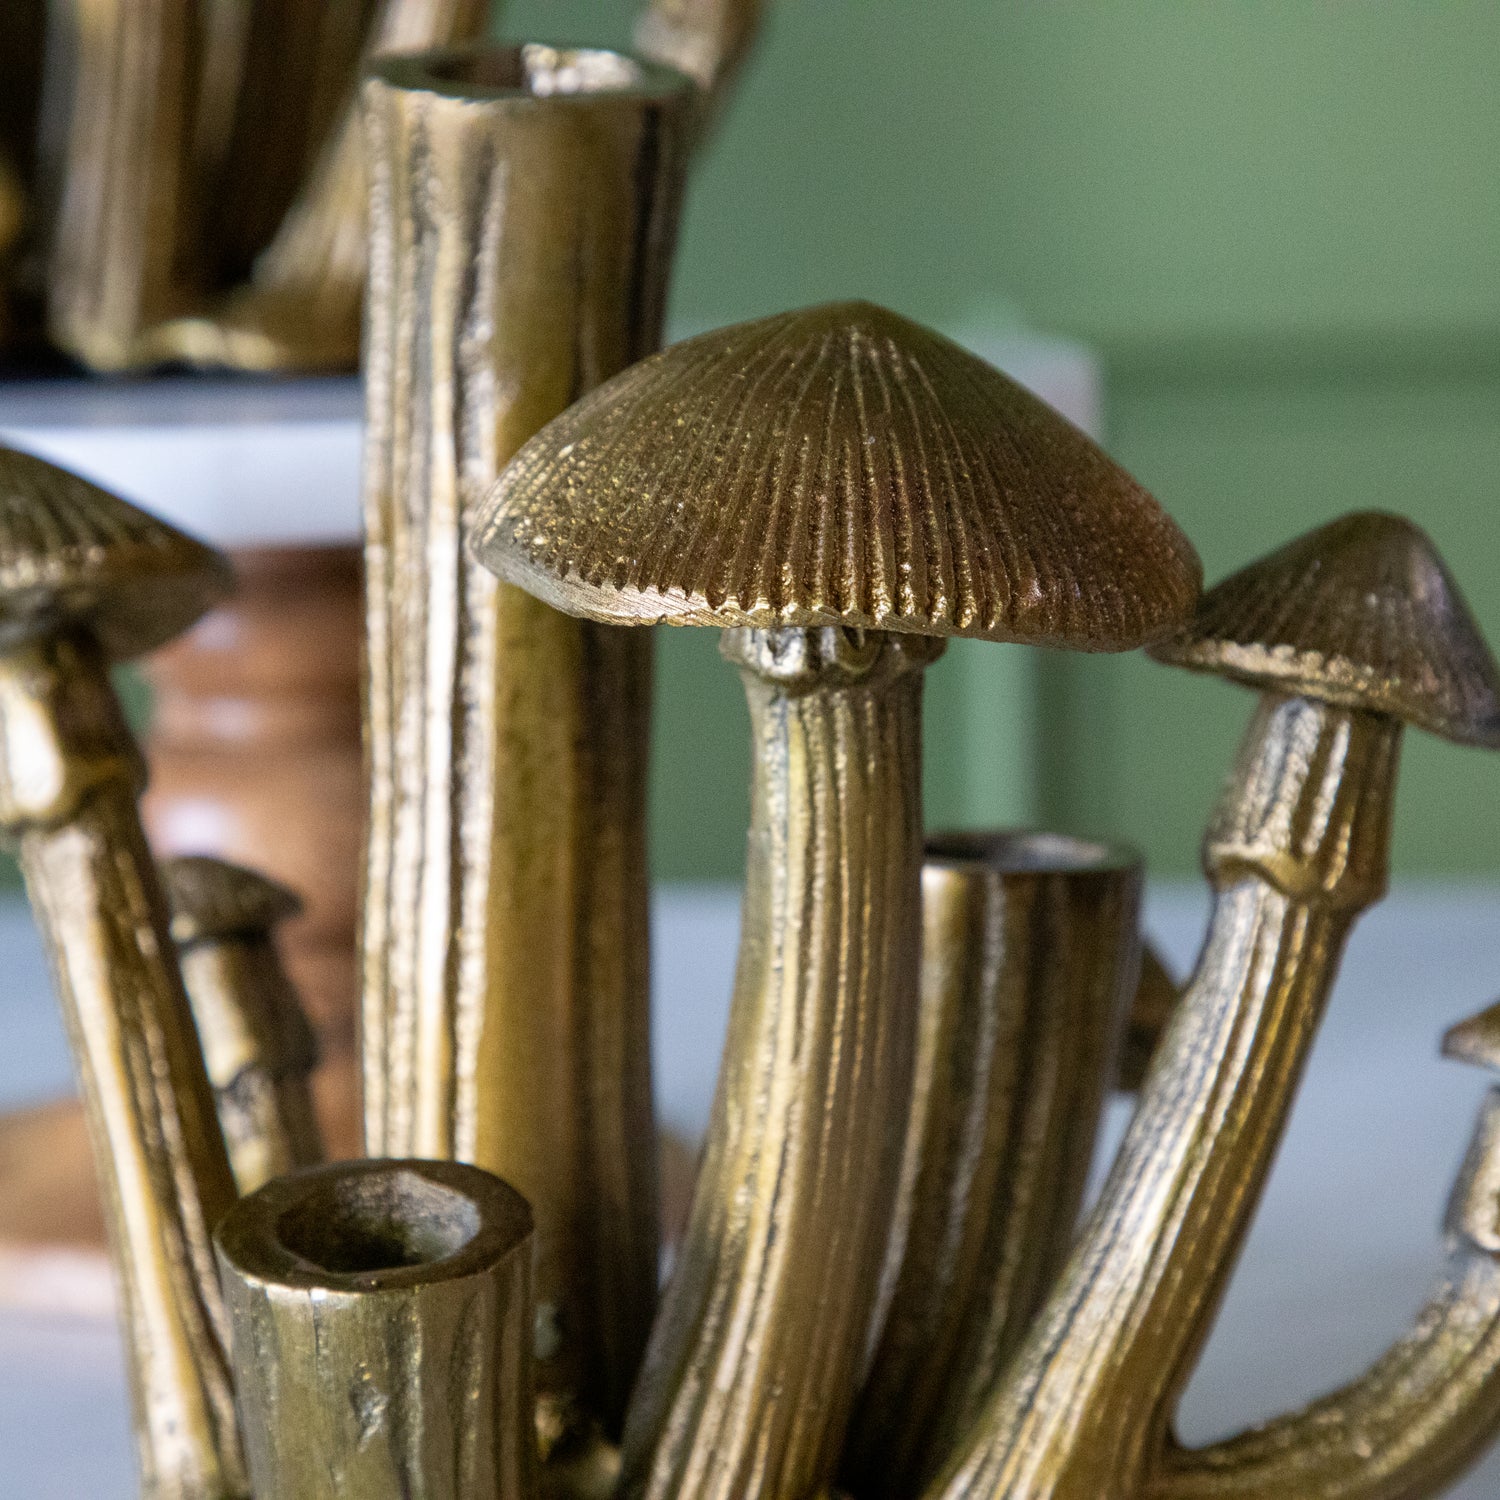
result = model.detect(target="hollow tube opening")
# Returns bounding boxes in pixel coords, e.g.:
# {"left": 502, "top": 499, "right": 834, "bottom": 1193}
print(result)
{"left": 276, "top": 1168, "right": 481, "bottom": 1273}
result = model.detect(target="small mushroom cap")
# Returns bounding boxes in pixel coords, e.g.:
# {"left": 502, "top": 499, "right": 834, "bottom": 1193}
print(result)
{"left": 1151, "top": 512, "right": 1500, "bottom": 747}
{"left": 473, "top": 301, "right": 1201, "bottom": 650}
{"left": 163, "top": 855, "right": 303, "bottom": 947}
{"left": 0, "top": 447, "right": 232, "bottom": 659}
{"left": 1443, "top": 998, "right": 1500, "bottom": 1074}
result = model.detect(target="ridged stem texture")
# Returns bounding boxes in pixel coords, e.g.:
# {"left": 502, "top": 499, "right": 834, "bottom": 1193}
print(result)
{"left": 620, "top": 626, "right": 937, "bottom": 1500}
{"left": 842, "top": 833, "right": 1142, "bottom": 1499}
{"left": 359, "top": 48, "right": 689, "bottom": 1430}
{"left": 927, "top": 694, "right": 1401, "bottom": 1500}
{"left": 0, "top": 634, "right": 245, "bottom": 1500}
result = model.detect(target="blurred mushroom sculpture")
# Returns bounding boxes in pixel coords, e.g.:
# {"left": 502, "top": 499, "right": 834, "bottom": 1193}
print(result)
{"left": 26, "top": 0, "right": 491, "bottom": 372}
{"left": 0, "top": 0, "right": 767, "bottom": 373}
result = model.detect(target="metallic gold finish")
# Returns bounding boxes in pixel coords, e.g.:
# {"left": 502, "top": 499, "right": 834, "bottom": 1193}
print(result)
{"left": 156, "top": 0, "right": 492, "bottom": 372}
{"left": 841, "top": 832, "right": 1143, "bottom": 1500}
{"left": 930, "top": 697, "right": 1401, "bottom": 1500}
{"left": 929, "top": 513, "right": 1500, "bottom": 1500}
{"left": 621, "top": 625, "right": 938, "bottom": 1500}
{"left": 40, "top": 0, "right": 487, "bottom": 371}
{"left": 216, "top": 1159, "right": 537, "bottom": 1500}
{"left": 1148, "top": 1006, "right": 1500, "bottom": 1500}
{"left": 0, "top": 448, "right": 242, "bottom": 1499}
{"left": 42, "top": 0, "right": 201, "bottom": 369}
{"left": 1154, "top": 511, "right": 1500, "bottom": 745}
{"left": 474, "top": 301, "right": 1201, "bottom": 649}
{"left": 0, "top": 447, "right": 233, "bottom": 657}
{"left": 358, "top": 45, "right": 693, "bottom": 1437}
{"left": 475, "top": 302, "right": 1198, "bottom": 1500}
{"left": 163, "top": 856, "right": 322, "bottom": 1196}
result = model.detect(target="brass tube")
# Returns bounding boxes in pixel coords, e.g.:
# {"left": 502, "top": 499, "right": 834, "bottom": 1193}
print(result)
{"left": 1151, "top": 1086, "right": 1500, "bottom": 1500}
{"left": 216, "top": 1158, "right": 536, "bottom": 1500}
{"left": 179, "top": 0, "right": 490, "bottom": 370}
{"left": 165, "top": 857, "right": 322, "bottom": 1195}
{"left": 620, "top": 626, "right": 939, "bottom": 1500}
{"left": 43, "top": 0, "right": 201, "bottom": 368}
{"left": 841, "top": 831, "right": 1143, "bottom": 1500}
{"left": 928, "top": 694, "right": 1401, "bottom": 1500}
{"left": 0, "top": 633, "right": 245, "bottom": 1499}
{"left": 359, "top": 45, "right": 691, "bottom": 1435}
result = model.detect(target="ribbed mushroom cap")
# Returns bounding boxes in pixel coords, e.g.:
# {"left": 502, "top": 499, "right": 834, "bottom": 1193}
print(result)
{"left": 473, "top": 301, "right": 1201, "bottom": 650}
{"left": 0, "top": 447, "right": 232, "bottom": 659}
{"left": 1152, "top": 512, "right": 1500, "bottom": 748}
{"left": 1443, "top": 998, "right": 1500, "bottom": 1074}
{"left": 163, "top": 855, "right": 303, "bottom": 948}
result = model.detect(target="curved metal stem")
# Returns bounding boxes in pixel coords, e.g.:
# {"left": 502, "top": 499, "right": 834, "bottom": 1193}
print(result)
{"left": 1152, "top": 1084, "right": 1500, "bottom": 1500}
{"left": 926, "top": 695, "right": 1400, "bottom": 1500}
{"left": 620, "top": 626, "right": 937, "bottom": 1500}
{"left": 0, "top": 633, "right": 245, "bottom": 1500}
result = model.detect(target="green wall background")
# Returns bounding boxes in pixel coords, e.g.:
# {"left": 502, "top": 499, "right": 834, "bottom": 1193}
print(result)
{"left": 499, "top": 1, "right": 1500, "bottom": 881}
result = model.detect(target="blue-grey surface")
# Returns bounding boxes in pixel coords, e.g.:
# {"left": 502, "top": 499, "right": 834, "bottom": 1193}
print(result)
{"left": 5, "top": 883, "right": 1500, "bottom": 1495}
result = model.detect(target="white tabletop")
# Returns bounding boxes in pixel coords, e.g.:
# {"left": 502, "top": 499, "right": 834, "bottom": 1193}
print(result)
{"left": 6, "top": 880, "right": 1500, "bottom": 1495}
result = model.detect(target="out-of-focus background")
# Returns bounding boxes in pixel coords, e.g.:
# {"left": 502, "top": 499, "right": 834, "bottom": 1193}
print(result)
{"left": 502, "top": 0, "right": 1500, "bottom": 885}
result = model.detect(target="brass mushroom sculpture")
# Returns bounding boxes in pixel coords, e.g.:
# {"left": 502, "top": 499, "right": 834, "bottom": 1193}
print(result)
{"left": 0, "top": 447, "right": 244, "bottom": 1497}
{"left": 472, "top": 299, "right": 1200, "bottom": 1500}
{"left": 931, "top": 512, "right": 1500, "bottom": 1500}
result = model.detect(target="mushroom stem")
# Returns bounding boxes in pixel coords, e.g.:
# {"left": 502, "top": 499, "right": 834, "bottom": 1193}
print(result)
{"left": 840, "top": 832, "right": 1142, "bottom": 1500}
{"left": 620, "top": 625, "right": 938, "bottom": 1500}
{"left": 216, "top": 1159, "right": 537, "bottom": 1500}
{"left": 1149, "top": 1081, "right": 1500, "bottom": 1500}
{"left": 167, "top": 859, "right": 323, "bottom": 1196}
{"left": 928, "top": 693, "right": 1400, "bottom": 1500}
{"left": 359, "top": 47, "right": 690, "bottom": 1436}
{"left": 0, "top": 632, "right": 245, "bottom": 1500}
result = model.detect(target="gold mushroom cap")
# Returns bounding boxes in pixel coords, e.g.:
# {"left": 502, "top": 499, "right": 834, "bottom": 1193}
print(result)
{"left": 162, "top": 855, "right": 303, "bottom": 949}
{"left": 0, "top": 446, "right": 231, "bottom": 658}
{"left": 1151, "top": 511, "right": 1500, "bottom": 746}
{"left": 472, "top": 300, "right": 1201, "bottom": 649}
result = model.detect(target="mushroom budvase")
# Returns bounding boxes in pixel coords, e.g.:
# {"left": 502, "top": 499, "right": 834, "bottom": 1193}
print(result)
{"left": 163, "top": 855, "right": 321, "bottom": 1196}
{"left": 930, "top": 512, "right": 1500, "bottom": 1500}
{"left": 0, "top": 448, "right": 244, "bottom": 1498}
{"left": 473, "top": 300, "right": 1199, "bottom": 1500}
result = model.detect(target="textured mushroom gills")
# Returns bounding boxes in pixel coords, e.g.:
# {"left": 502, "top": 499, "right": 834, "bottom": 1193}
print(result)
{"left": 1152, "top": 511, "right": 1500, "bottom": 747}
{"left": 475, "top": 301, "right": 1201, "bottom": 650}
